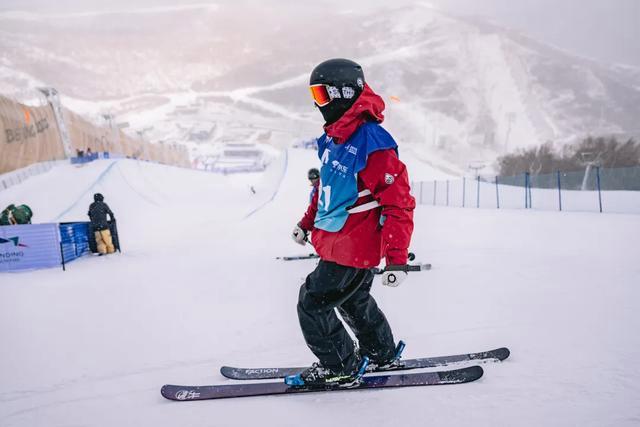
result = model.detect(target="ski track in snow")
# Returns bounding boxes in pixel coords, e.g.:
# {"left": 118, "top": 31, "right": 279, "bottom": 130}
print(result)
{"left": 1, "top": 151, "right": 640, "bottom": 426}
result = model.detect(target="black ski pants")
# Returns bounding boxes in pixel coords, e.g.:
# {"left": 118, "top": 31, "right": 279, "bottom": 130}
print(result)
{"left": 297, "top": 260, "right": 396, "bottom": 373}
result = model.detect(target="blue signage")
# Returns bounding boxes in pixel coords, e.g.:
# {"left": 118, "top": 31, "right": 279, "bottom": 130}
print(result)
{"left": 0, "top": 223, "right": 62, "bottom": 272}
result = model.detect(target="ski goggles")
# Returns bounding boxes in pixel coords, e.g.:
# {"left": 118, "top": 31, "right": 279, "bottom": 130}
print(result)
{"left": 309, "top": 84, "right": 334, "bottom": 107}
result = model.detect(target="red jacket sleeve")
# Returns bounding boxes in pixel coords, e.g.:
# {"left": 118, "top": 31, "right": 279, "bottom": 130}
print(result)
{"left": 298, "top": 182, "right": 319, "bottom": 231}
{"left": 359, "top": 149, "right": 415, "bottom": 265}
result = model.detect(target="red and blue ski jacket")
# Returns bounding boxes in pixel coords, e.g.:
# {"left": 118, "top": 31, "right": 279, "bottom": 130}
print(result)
{"left": 298, "top": 84, "right": 415, "bottom": 269}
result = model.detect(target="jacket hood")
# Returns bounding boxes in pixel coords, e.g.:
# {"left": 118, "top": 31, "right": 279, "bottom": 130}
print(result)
{"left": 324, "top": 83, "right": 385, "bottom": 144}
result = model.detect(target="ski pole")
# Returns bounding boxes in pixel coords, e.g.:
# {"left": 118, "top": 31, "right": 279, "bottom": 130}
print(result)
{"left": 371, "top": 263, "right": 431, "bottom": 275}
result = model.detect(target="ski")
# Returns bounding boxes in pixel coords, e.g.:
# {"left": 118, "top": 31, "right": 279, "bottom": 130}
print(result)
{"left": 161, "top": 365, "right": 483, "bottom": 401}
{"left": 220, "top": 347, "right": 509, "bottom": 380}
{"left": 276, "top": 253, "right": 320, "bottom": 261}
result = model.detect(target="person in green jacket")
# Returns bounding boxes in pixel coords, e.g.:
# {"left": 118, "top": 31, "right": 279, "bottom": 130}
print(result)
{"left": 0, "top": 204, "right": 33, "bottom": 225}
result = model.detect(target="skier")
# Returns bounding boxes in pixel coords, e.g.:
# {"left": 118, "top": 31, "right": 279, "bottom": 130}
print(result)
{"left": 308, "top": 167, "right": 320, "bottom": 185}
{"left": 88, "top": 193, "right": 116, "bottom": 255}
{"left": 290, "top": 58, "right": 415, "bottom": 387}
{"left": 297, "top": 168, "right": 320, "bottom": 237}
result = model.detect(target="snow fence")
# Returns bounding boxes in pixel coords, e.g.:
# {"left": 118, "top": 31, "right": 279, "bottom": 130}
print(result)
{"left": 411, "top": 166, "right": 640, "bottom": 215}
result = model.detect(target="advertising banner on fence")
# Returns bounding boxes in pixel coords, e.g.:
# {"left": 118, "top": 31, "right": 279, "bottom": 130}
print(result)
{"left": 0, "top": 223, "right": 61, "bottom": 272}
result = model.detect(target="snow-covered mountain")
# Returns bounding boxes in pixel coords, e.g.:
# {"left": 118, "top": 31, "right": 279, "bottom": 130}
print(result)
{"left": 1, "top": 2, "right": 639, "bottom": 172}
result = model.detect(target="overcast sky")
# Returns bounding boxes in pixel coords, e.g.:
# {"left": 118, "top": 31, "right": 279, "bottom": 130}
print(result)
{"left": 431, "top": 0, "right": 640, "bottom": 67}
{"left": 1, "top": 0, "right": 638, "bottom": 66}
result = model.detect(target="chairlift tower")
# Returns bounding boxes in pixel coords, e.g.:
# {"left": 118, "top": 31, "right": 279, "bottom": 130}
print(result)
{"left": 38, "top": 87, "right": 73, "bottom": 158}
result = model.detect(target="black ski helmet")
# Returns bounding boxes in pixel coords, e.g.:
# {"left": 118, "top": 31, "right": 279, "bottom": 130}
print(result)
{"left": 308, "top": 168, "right": 320, "bottom": 181}
{"left": 94, "top": 193, "right": 104, "bottom": 202}
{"left": 310, "top": 58, "right": 365, "bottom": 125}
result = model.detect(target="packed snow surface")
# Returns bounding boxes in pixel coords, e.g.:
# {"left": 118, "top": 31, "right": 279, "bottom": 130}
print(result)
{"left": 1, "top": 150, "right": 639, "bottom": 426}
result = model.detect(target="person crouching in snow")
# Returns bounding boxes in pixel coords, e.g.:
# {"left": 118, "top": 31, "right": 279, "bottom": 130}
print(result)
{"left": 290, "top": 58, "right": 415, "bottom": 387}
{"left": 88, "top": 193, "right": 116, "bottom": 255}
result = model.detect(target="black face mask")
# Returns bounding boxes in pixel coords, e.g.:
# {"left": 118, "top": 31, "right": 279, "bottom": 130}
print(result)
{"left": 317, "top": 86, "right": 362, "bottom": 125}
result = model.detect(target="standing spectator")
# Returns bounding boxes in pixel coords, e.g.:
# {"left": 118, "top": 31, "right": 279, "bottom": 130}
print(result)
{"left": 88, "top": 193, "right": 116, "bottom": 254}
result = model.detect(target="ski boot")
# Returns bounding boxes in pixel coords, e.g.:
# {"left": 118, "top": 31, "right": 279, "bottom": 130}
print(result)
{"left": 366, "top": 340, "right": 406, "bottom": 372}
{"left": 284, "top": 356, "right": 369, "bottom": 389}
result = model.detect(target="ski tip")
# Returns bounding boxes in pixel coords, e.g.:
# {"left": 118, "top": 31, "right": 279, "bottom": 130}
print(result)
{"left": 466, "top": 365, "right": 484, "bottom": 381}
{"left": 494, "top": 347, "right": 511, "bottom": 361}
{"left": 437, "top": 365, "right": 484, "bottom": 384}
{"left": 469, "top": 347, "right": 511, "bottom": 362}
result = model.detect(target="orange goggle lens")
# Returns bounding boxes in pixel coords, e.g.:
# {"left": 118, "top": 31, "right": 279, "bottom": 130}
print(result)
{"left": 310, "top": 84, "right": 332, "bottom": 107}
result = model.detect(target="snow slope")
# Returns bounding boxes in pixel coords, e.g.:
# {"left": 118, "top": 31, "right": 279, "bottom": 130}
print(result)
{"left": 1, "top": 151, "right": 639, "bottom": 426}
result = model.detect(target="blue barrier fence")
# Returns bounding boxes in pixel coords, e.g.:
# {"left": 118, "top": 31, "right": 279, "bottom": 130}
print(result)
{"left": 70, "top": 152, "right": 110, "bottom": 164}
{"left": 0, "top": 223, "right": 61, "bottom": 272}
{"left": 1, "top": 221, "right": 120, "bottom": 272}
{"left": 59, "top": 222, "right": 91, "bottom": 265}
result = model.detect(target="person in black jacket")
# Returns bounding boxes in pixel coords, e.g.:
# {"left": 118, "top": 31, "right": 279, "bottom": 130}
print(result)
{"left": 88, "top": 193, "right": 116, "bottom": 254}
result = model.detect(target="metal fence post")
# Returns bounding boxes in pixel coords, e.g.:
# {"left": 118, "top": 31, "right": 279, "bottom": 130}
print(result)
{"left": 433, "top": 181, "right": 437, "bottom": 206}
{"left": 446, "top": 180, "right": 450, "bottom": 206}
{"left": 524, "top": 172, "right": 530, "bottom": 208}
{"left": 420, "top": 181, "right": 424, "bottom": 205}
{"left": 60, "top": 242, "right": 66, "bottom": 271}
{"left": 495, "top": 176, "right": 500, "bottom": 209}
{"left": 557, "top": 171, "right": 562, "bottom": 211}
{"left": 462, "top": 177, "right": 466, "bottom": 207}
{"left": 596, "top": 166, "right": 603, "bottom": 213}
{"left": 476, "top": 175, "right": 480, "bottom": 208}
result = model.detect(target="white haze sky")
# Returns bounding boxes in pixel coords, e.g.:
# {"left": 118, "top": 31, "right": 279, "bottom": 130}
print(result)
{"left": 1, "top": 0, "right": 638, "bottom": 66}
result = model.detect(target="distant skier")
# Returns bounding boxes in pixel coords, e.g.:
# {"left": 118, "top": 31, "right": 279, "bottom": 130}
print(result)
{"left": 297, "top": 168, "right": 320, "bottom": 239}
{"left": 290, "top": 58, "right": 415, "bottom": 387}
{"left": 307, "top": 167, "right": 320, "bottom": 188}
{"left": 88, "top": 193, "right": 116, "bottom": 255}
